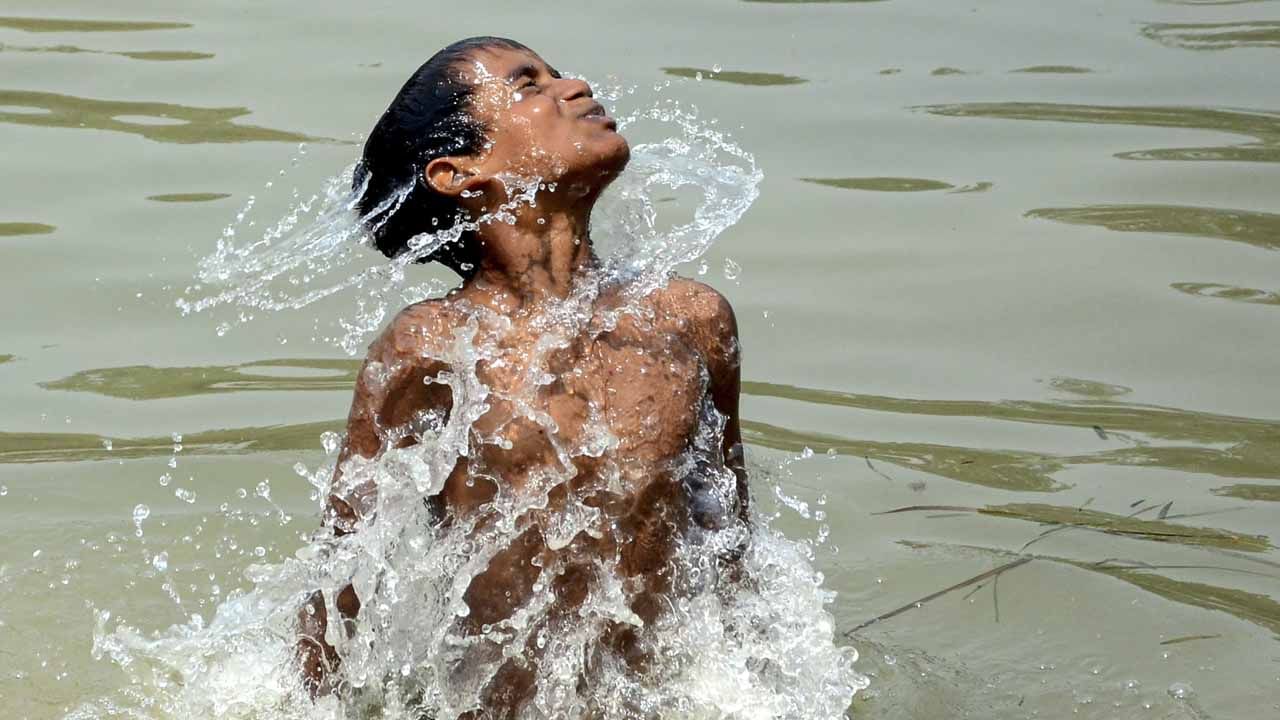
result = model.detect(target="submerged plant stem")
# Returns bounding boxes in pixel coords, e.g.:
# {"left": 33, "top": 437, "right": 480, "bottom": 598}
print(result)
{"left": 844, "top": 557, "right": 1033, "bottom": 636}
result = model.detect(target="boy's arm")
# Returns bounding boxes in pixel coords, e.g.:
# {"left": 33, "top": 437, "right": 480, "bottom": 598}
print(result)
{"left": 298, "top": 307, "right": 453, "bottom": 696}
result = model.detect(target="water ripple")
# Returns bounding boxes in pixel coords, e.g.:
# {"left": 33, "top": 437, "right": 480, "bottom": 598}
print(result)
{"left": 35, "top": 364, "right": 1280, "bottom": 487}
{"left": 1142, "top": 21, "right": 1280, "bottom": 51}
{"left": 1026, "top": 204, "right": 1280, "bottom": 252}
{"left": 40, "top": 358, "right": 358, "bottom": 400}
{"left": 919, "top": 102, "right": 1280, "bottom": 163}
{"left": 0, "top": 89, "right": 329, "bottom": 144}
{"left": 0, "top": 16, "right": 189, "bottom": 33}
{"left": 0, "top": 42, "right": 212, "bottom": 62}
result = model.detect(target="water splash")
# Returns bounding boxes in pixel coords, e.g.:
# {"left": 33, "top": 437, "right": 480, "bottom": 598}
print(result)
{"left": 176, "top": 78, "right": 761, "bottom": 354}
{"left": 83, "top": 79, "right": 867, "bottom": 719}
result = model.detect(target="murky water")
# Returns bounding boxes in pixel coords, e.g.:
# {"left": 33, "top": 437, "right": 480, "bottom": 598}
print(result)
{"left": 2, "top": 0, "right": 1279, "bottom": 718}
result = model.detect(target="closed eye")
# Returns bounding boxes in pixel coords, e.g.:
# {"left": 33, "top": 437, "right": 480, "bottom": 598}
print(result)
{"left": 514, "top": 79, "right": 541, "bottom": 99}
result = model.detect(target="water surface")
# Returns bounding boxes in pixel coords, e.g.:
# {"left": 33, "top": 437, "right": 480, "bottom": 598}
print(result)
{"left": 2, "top": 0, "right": 1278, "bottom": 718}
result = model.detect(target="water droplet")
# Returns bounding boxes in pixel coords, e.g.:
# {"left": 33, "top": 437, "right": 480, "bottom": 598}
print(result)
{"left": 152, "top": 552, "right": 169, "bottom": 572}
{"left": 1168, "top": 682, "right": 1194, "bottom": 700}
{"left": 101, "top": 439, "right": 113, "bottom": 451}
{"left": 723, "top": 258, "right": 741, "bottom": 280}
{"left": 132, "top": 503, "right": 151, "bottom": 537}
{"left": 321, "top": 432, "right": 341, "bottom": 455}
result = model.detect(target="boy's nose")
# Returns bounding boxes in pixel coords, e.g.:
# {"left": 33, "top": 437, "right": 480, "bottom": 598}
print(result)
{"left": 557, "top": 78, "right": 593, "bottom": 103}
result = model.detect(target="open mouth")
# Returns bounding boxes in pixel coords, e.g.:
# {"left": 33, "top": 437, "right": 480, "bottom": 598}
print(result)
{"left": 581, "top": 102, "right": 617, "bottom": 129}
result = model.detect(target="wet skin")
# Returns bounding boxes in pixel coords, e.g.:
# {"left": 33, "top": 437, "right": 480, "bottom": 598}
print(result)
{"left": 296, "top": 45, "right": 746, "bottom": 712}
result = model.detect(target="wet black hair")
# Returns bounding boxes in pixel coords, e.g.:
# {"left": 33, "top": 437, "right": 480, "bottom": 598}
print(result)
{"left": 354, "top": 36, "right": 531, "bottom": 278}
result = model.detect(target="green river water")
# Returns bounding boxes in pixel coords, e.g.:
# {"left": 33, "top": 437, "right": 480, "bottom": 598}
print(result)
{"left": 1, "top": 0, "right": 1278, "bottom": 717}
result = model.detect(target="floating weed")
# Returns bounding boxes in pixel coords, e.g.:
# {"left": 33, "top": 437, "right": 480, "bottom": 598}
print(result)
{"left": 662, "top": 67, "right": 807, "bottom": 86}
{"left": 844, "top": 557, "right": 1033, "bottom": 636}
{"left": 983, "top": 503, "right": 1270, "bottom": 552}
{"left": 892, "top": 540, "right": 1280, "bottom": 639}
{"left": 947, "top": 181, "right": 994, "bottom": 194}
{"left": 1045, "top": 377, "right": 1133, "bottom": 398}
{"left": 1084, "top": 564, "right": 1280, "bottom": 637}
{"left": 147, "top": 193, "right": 232, "bottom": 203}
{"left": 1159, "top": 634, "right": 1222, "bottom": 646}
{"left": 1011, "top": 65, "right": 1094, "bottom": 74}
{"left": 1211, "top": 483, "right": 1280, "bottom": 502}
{"left": 0, "top": 222, "right": 55, "bottom": 237}
{"left": 1172, "top": 282, "right": 1280, "bottom": 307}
{"left": 879, "top": 503, "right": 1271, "bottom": 552}
{"left": 118, "top": 50, "right": 211, "bottom": 61}
{"left": 800, "top": 177, "right": 954, "bottom": 192}
{"left": 1141, "top": 21, "right": 1280, "bottom": 51}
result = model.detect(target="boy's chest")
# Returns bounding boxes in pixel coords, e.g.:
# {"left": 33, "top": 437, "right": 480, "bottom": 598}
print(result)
{"left": 472, "top": 327, "right": 707, "bottom": 474}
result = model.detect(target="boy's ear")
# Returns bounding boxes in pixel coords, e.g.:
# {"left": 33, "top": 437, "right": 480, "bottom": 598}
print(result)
{"left": 424, "top": 157, "right": 486, "bottom": 197}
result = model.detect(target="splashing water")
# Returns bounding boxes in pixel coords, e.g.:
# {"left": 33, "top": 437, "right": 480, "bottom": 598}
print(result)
{"left": 82, "top": 80, "right": 867, "bottom": 719}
